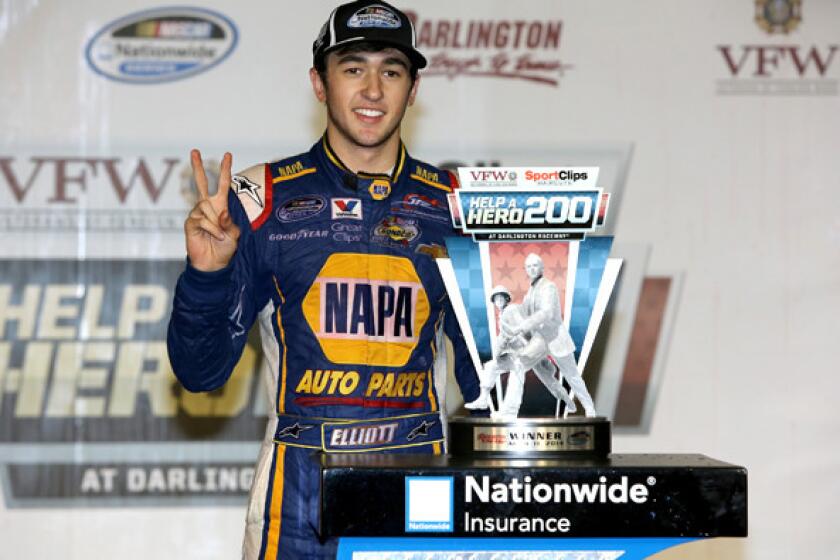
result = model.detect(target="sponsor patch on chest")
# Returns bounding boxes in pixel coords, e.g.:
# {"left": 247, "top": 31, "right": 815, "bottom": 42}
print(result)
{"left": 331, "top": 197, "right": 363, "bottom": 219}
{"left": 302, "top": 254, "right": 430, "bottom": 367}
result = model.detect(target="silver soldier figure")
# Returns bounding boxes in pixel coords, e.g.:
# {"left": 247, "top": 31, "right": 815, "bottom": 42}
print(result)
{"left": 465, "top": 285, "right": 576, "bottom": 419}
{"left": 516, "top": 252, "right": 597, "bottom": 417}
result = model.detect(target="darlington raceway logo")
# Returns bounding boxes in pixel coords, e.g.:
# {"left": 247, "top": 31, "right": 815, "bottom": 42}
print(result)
{"left": 403, "top": 10, "right": 572, "bottom": 86}
{"left": 85, "top": 7, "right": 238, "bottom": 84}
{"left": 716, "top": 0, "right": 838, "bottom": 96}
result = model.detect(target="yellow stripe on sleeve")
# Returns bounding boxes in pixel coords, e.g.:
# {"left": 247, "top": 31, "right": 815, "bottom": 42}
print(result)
{"left": 410, "top": 173, "right": 452, "bottom": 192}
{"left": 272, "top": 167, "right": 316, "bottom": 183}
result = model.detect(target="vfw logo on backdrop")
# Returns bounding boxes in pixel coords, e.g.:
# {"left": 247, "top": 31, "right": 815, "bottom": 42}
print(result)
{"left": 0, "top": 155, "right": 215, "bottom": 232}
{"left": 716, "top": 0, "right": 838, "bottom": 96}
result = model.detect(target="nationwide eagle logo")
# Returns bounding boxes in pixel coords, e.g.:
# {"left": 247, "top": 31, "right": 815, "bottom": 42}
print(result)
{"left": 755, "top": 0, "right": 802, "bottom": 34}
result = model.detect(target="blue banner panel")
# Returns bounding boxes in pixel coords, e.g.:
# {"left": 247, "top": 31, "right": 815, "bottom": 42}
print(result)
{"left": 338, "top": 536, "right": 694, "bottom": 560}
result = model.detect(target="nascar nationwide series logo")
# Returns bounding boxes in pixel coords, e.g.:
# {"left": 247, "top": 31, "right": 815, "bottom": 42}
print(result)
{"left": 715, "top": 0, "right": 838, "bottom": 95}
{"left": 85, "top": 7, "right": 238, "bottom": 84}
{"left": 450, "top": 167, "right": 609, "bottom": 241}
{"left": 403, "top": 10, "right": 572, "bottom": 86}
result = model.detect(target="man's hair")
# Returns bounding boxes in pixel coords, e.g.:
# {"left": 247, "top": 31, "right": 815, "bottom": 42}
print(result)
{"left": 315, "top": 41, "right": 419, "bottom": 87}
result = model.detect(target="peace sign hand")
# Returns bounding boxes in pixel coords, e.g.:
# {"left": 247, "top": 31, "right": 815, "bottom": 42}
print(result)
{"left": 184, "top": 149, "right": 241, "bottom": 272}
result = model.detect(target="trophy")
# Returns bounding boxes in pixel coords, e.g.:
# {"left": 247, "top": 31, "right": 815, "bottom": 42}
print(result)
{"left": 317, "top": 167, "right": 747, "bottom": 555}
{"left": 438, "top": 167, "right": 616, "bottom": 458}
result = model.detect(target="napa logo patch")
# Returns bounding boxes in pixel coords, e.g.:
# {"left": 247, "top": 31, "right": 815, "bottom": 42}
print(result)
{"left": 369, "top": 179, "right": 392, "bottom": 200}
{"left": 302, "top": 254, "right": 429, "bottom": 367}
{"left": 348, "top": 6, "right": 401, "bottom": 29}
{"left": 331, "top": 198, "right": 363, "bottom": 220}
{"left": 85, "top": 7, "right": 238, "bottom": 84}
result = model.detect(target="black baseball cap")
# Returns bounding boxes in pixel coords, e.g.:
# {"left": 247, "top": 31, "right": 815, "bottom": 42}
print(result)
{"left": 313, "top": 1, "right": 427, "bottom": 70}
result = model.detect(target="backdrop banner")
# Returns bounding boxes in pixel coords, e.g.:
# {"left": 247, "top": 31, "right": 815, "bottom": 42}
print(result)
{"left": 1, "top": 1, "right": 838, "bottom": 559}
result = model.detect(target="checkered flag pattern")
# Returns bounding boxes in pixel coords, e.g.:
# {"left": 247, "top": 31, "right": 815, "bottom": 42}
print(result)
{"left": 569, "top": 236, "right": 614, "bottom": 357}
{"left": 444, "top": 237, "right": 492, "bottom": 360}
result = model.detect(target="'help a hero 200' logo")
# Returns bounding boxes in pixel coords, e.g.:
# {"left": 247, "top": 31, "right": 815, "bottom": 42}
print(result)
{"left": 451, "top": 167, "right": 610, "bottom": 242}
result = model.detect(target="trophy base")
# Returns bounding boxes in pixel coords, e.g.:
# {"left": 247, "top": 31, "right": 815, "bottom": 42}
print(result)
{"left": 317, "top": 453, "right": 747, "bottom": 538}
{"left": 449, "top": 415, "right": 611, "bottom": 459}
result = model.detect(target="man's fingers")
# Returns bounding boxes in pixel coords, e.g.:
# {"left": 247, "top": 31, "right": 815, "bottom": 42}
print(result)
{"left": 187, "top": 200, "right": 221, "bottom": 233}
{"left": 196, "top": 198, "right": 219, "bottom": 220}
{"left": 195, "top": 217, "right": 226, "bottom": 241}
{"left": 219, "top": 210, "right": 241, "bottom": 241}
{"left": 190, "top": 149, "right": 210, "bottom": 199}
{"left": 217, "top": 152, "right": 232, "bottom": 202}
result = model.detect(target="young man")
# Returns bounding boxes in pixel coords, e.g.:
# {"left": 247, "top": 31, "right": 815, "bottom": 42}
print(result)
{"left": 167, "top": 2, "right": 481, "bottom": 558}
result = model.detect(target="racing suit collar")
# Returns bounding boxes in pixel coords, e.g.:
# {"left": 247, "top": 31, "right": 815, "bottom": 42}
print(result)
{"left": 319, "top": 134, "right": 407, "bottom": 194}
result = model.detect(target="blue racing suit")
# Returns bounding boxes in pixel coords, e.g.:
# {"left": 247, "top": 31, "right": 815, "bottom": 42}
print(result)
{"left": 167, "top": 137, "right": 481, "bottom": 559}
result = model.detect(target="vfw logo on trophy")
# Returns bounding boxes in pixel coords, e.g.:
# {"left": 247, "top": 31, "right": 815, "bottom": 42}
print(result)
{"left": 438, "top": 167, "right": 618, "bottom": 458}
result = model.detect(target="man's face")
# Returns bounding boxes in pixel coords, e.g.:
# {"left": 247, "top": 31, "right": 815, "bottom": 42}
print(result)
{"left": 492, "top": 294, "right": 508, "bottom": 310}
{"left": 310, "top": 48, "right": 418, "bottom": 149}
{"left": 525, "top": 255, "right": 543, "bottom": 281}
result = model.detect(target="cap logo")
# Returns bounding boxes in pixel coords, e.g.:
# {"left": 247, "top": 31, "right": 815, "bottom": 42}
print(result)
{"left": 348, "top": 5, "right": 401, "bottom": 29}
